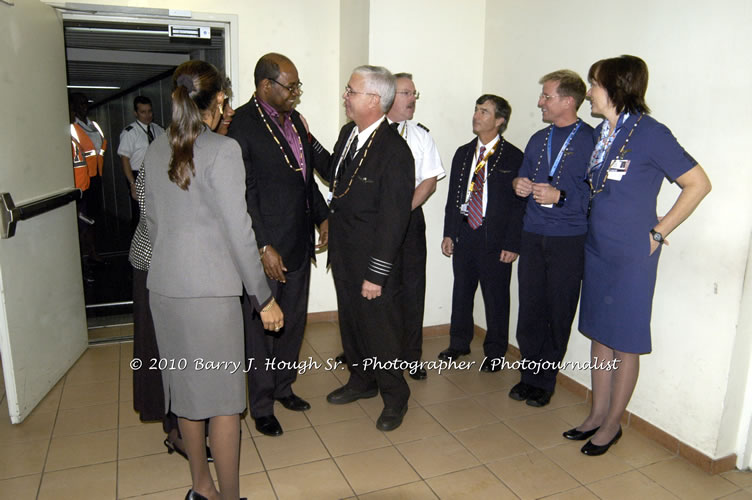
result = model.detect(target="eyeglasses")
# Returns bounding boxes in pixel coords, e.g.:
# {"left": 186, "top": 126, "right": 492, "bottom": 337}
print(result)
{"left": 539, "top": 93, "right": 563, "bottom": 101}
{"left": 270, "top": 79, "right": 303, "bottom": 93}
{"left": 395, "top": 90, "right": 420, "bottom": 99}
{"left": 344, "top": 86, "right": 380, "bottom": 98}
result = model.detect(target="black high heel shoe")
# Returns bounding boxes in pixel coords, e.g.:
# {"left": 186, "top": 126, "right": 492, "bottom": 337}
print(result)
{"left": 563, "top": 426, "right": 600, "bottom": 441}
{"left": 581, "top": 426, "right": 622, "bottom": 456}
{"left": 165, "top": 439, "right": 214, "bottom": 462}
{"left": 185, "top": 489, "right": 208, "bottom": 500}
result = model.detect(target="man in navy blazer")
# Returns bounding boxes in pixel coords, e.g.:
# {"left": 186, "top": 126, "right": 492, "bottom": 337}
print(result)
{"left": 227, "top": 53, "right": 329, "bottom": 437}
{"left": 440, "top": 95, "right": 525, "bottom": 371}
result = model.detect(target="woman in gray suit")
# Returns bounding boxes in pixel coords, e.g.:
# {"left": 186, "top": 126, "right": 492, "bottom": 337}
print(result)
{"left": 145, "top": 60, "right": 283, "bottom": 500}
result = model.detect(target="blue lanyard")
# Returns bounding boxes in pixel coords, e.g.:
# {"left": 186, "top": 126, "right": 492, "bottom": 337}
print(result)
{"left": 546, "top": 120, "right": 582, "bottom": 177}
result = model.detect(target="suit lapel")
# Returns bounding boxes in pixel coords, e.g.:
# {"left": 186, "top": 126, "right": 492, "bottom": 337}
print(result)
{"left": 253, "top": 96, "right": 304, "bottom": 175}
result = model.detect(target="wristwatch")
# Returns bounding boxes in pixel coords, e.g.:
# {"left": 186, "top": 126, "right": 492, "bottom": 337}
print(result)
{"left": 650, "top": 228, "right": 664, "bottom": 244}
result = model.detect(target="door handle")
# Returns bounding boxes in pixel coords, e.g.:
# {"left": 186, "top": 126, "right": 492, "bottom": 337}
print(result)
{"left": 0, "top": 189, "right": 82, "bottom": 239}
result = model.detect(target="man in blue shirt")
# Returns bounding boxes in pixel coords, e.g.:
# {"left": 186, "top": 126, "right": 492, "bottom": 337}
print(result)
{"left": 510, "top": 70, "right": 594, "bottom": 407}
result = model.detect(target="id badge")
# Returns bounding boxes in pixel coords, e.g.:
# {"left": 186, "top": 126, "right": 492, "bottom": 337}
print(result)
{"left": 460, "top": 203, "right": 469, "bottom": 216}
{"left": 607, "top": 159, "right": 630, "bottom": 181}
{"left": 326, "top": 191, "right": 333, "bottom": 204}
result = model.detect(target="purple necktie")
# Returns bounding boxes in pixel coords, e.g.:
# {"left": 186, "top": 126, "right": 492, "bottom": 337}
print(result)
{"left": 466, "top": 146, "right": 486, "bottom": 229}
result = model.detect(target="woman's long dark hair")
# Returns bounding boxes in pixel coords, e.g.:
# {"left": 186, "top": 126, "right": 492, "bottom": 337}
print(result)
{"left": 168, "top": 60, "right": 223, "bottom": 190}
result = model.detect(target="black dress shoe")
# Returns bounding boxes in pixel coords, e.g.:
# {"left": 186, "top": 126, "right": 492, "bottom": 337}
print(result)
{"left": 276, "top": 394, "right": 311, "bottom": 411}
{"left": 437, "top": 347, "right": 470, "bottom": 361}
{"left": 480, "top": 358, "right": 501, "bottom": 372}
{"left": 255, "top": 415, "right": 283, "bottom": 436}
{"left": 326, "top": 386, "right": 378, "bottom": 405}
{"left": 335, "top": 352, "right": 348, "bottom": 365}
{"left": 581, "top": 426, "right": 622, "bottom": 456}
{"left": 563, "top": 426, "right": 600, "bottom": 441}
{"left": 376, "top": 405, "right": 407, "bottom": 431}
{"left": 508, "top": 382, "right": 533, "bottom": 401}
{"left": 525, "top": 387, "right": 553, "bottom": 407}
{"left": 185, "top": 489, "right": 208, "bottom": 500}
{"left": 408, "top": 367, "right": 427, "bottom": 380}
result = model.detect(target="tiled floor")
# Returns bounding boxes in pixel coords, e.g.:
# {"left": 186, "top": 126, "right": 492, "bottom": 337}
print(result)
{"left": 1, "top": 320, "right": 750, "bottom": 499}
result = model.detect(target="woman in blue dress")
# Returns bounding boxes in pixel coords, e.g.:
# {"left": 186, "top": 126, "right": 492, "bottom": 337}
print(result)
{"left": 563, "top": 55, "right": 711, "bottom": 456}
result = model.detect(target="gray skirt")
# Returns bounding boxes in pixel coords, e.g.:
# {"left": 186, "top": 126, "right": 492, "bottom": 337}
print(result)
{"left": 149, "top": 292, "right": 246, "bottom": 420}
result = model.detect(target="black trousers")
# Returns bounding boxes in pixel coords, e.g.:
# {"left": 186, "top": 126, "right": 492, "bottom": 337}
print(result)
{"left": 242, "top": 262, "right": 310, "bottom": 418}
{"left": 400, "top": 207, "right": 427, "bottom": 362}
{"left": 449, "top": 220, "right": 512, "bottom": 358}
{"left": 334, "top": 278, "right": 410, "bottom": 410}
{"left": 516, "top": 231, "right": 585, "bottom": 392}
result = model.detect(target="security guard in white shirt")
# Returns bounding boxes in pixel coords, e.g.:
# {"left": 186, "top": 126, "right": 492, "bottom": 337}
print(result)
{"left": 118, "top": 96, "right": 165, "bottom": 200}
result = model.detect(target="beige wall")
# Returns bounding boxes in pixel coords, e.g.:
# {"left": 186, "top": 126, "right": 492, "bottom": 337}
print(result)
{"left": 45, "top": 0, "right": 752, "bottom": 463}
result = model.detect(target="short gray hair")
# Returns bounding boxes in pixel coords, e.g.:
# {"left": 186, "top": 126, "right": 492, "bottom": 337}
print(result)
{"left": 353, "top": 65, "right": 395, "bottom": 113}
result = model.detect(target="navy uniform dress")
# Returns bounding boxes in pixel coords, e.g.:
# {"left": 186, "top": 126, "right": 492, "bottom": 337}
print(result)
{"left": 579, "top": 113, "right": 696, "bottom": 354}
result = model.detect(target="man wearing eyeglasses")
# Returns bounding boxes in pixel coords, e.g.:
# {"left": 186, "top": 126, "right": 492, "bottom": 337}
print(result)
{"left": 509, "top": 70, "right": 594, "bottom": 407}
{"left": 385, "top": 73, "right": 445, "bottom": 380}
{"left": 227, "top": 53, "right": 330, "bottom": 437}
{"left": 325, "top": 66, "right": 414, "bottom": 431}
{"left": 440, "top": 95, "right": 525, "bottom": 372}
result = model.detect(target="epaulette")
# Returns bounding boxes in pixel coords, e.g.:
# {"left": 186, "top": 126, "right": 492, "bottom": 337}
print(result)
{"left": 417, "top": 123, "right": 430, "bottom": 132}
{"left": 125, "top": 125, "right": 134, "bottom": 131}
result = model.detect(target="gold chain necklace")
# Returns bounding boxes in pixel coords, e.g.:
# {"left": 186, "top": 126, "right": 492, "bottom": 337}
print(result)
{"left": 331, "top": 127, "right": 377, "bottom": 199}
{"left": 253, "top": 94, "right": 303, "bottom": 173}
{"left": 588, "top": 113, "right": 644, "bottom": 197}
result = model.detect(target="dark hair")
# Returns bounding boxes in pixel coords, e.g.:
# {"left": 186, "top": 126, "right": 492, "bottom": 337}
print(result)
{"left": 539, "top": 70, "right": 586, "bottom": 109}
{"left": 588, "top": 55, "right": 651, "bottom": 114}
{"left": 168, "top": 60, "right": 223, "bottom": 190}
{"left": 476, "top": 94, "right": 511, "bottom": 134}
{"left": 133, "top": 95, "right": 152, "bottom": 111}
{"left": 393, "top": 72, "right": 413, "bottom": 80}
{"left": 254, "top": 53, "right": 291, "bottom": 87}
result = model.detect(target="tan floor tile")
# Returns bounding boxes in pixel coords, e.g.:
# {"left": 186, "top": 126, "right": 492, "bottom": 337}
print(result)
{"left": 384, "top": 406, "right": 447, "bottom": 445}
{"left": 0, "top": 408, "right": 56, "bottom": 443}
{"left": 247, "top": 403, "right": 311, "bottom": 437}
{"left": 543, "top": 442, "right": 632, "bottom": 484}
{"left": 0, "top": 439, "right": 48, "bottom": 479}
{"left": 45, "top": 429, "right": 117, "bottom": 471}
{"left": 588, "top": 469, "right": 679, "bottom": 499}
{"left": 130, "top": 486, "right": 194, "bottom": 499}
{"left": 359, "top": 480, "right": 438, "bottom": 499}
{"left": 120, "top": 372, "right": 135, "bottom": 402}
{"left": 291, "top": 371, "right": 342, "bottom": 400}
{"left": 64, "top": 357, "right": 119, "bottom": 386}
{"left": 120, "top": 340, "right": 134, "bottom": 361}
{"left": 723, "top": 470, "right": 752, "bottom": 489}
{"left": 473, "top": 390, "right": 541, "bottom": 420}
{"left": 38, "top": 462, "right": 116, "bottom": 500}
{"left": 268, "top": 458, "right": 354, "bottom": 499}
{"left": 545, "top": 386, "right": 588, "bottom": 410}
{"left": 541, "top": 486, "right": 600, "bottom": 499}
{"left": 303, "top": 395, "right": 367, "bottom": 426}
{"left": 304, "top": 322, "right": 342, "bottom": 353}
{"left": 427, "top": 465, "right": 517, "bottom": 499}
{"left": 316, "top": 416, "right": 390, "bottom": 456}
{"left": 78, "top": 344, "right": 120, "bottom": 365}
{"left": 119, "top": 400, "right": 146, "bottom": 428}
{"left": 239, "top": 471, "right": 277, "bottom": 499}
{"left": 119, "top": 422, "right": 169, "bottom": 459}
{"left": 443, "top": 366, "right": 518, "bottom": 395}
{"left": 59, "top": 379, "right": 118, "bottom": 409}
{"left": 424, "top": 397, "right": 498, "bottom": 432}
{"left": 254, "top": 427, "right": 329, "bottom": 470}
{"left": 54, "top": 402, "right": 118, "bottom": 436}
{"left": 397, "top": 433, "right": 479, "bottom": 479}
{"left": 117, "top": 453, "right": 192, "bottom": 498}
{"left": 720, "top": 490, "right": 752, "bottom": 499}
{"left": 608, "top": 427, "right": 675, "bottom": 468}
{"left": 454, "top": 421, "right": 535, "bottom": 462}
{"left": 505, "top": 411, "right": 575, "bottom": 449}
{"left": 335, "top": 446, "right": 419, "bottom": 495}
{"left": 35, "top": 380, "right": 64, "bottom": 414}
{"left": 407, "top": 374, "right": 466, "bottom": 405}
{"left": 356, "top": 393, "right": 418, "bottom": 421}
{"left": 0, "top": 474, "right": 40, "bottom": 498}
{"left": 551, "top": 402, "right": 591, "bottom": 427}
{"left": 487, "top": 451, "right": 579, "bottom": 500}
{"left": 237, "top": 437, "right": 264, "bottom": 475}
{"left": 640, "top": 457, "right": 739, "bottom": 500}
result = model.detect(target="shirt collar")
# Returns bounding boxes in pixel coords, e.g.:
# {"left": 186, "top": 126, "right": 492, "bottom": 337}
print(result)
{"left": 477, "top": 134, "right": 500, "bottom": 153}
{"left": 257, "top": 96, "right": 290, "bottom": 124}
{"left": 354, "top": 116, "right": 385, "bottom": 150}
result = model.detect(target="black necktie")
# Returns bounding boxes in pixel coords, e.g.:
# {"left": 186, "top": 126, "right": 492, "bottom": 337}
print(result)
{"left": 338, "top": 136, "right": 358, "bottom": 183}
{"left": 390, "top": 121, "right": 399, "bottom": 131}
{"left": 146, "top": 125, "right": 154, "bottom": 144}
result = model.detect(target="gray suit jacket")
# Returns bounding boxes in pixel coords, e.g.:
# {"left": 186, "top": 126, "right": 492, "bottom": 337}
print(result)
{"left": 145, "top": 127, "right": 271, "bottom": 311}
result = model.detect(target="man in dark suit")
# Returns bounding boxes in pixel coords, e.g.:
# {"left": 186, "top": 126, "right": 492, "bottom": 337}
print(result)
{"left": 227, "top": 53, "right": 329, "bottom": 437}
{"left": 439, "top": 95, "right": 525, "bottom": 371}
{"left": 325, "top": 65, "right": 414, "bottom": 431}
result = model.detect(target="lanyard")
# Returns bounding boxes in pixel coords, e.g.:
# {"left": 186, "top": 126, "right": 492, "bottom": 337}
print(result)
{"left": 546, "top": 120, "right": 581, "bottom": 177}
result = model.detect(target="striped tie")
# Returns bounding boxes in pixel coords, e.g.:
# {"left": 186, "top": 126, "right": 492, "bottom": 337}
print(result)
{"left": 466, "top": 146, "right": 486, "bottom": 229}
